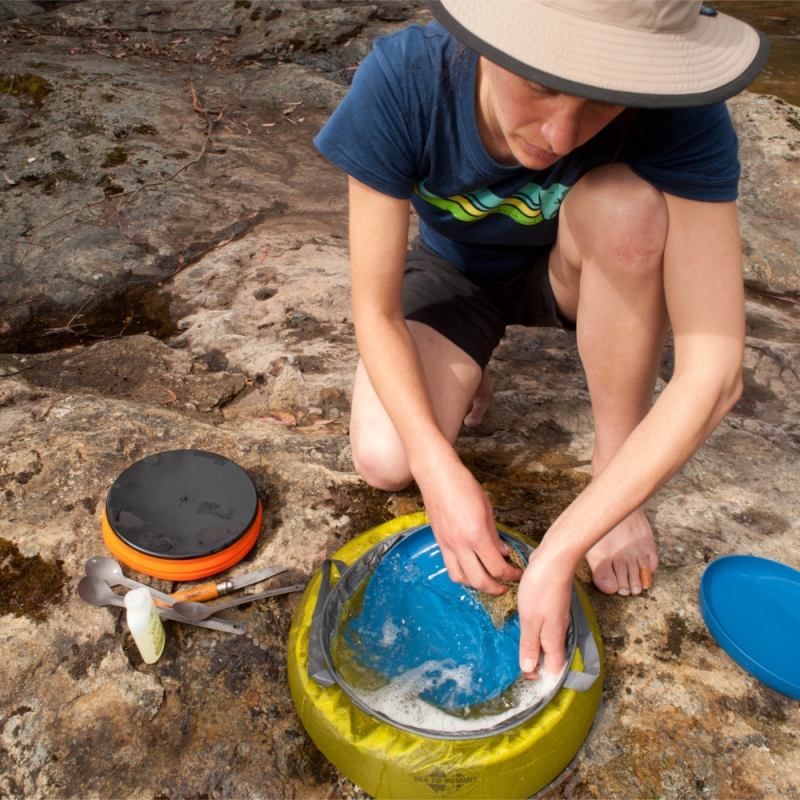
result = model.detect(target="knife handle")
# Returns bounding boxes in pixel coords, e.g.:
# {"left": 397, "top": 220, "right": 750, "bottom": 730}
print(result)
{"left": 169, "top": 580, "right": 233, "bottom": 603}
{"left": 152, "top": 581, "right": 229, "bottom": 606}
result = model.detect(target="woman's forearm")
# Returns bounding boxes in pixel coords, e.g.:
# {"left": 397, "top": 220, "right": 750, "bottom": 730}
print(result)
{"left": 348, "top": 177, "right": 456, "bottom": 474}
{"left": 539, "top": 341, "right": 743, "bottom": 571}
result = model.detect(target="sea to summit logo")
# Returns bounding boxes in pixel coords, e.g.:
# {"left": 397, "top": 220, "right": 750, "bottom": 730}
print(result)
{"left": 412, "top": 766, "right": 479, "bottom": 797}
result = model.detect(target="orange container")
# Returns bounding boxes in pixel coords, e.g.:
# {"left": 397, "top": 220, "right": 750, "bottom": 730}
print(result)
{"left": 103, "top": 450, "right": 262, "bottom": 580}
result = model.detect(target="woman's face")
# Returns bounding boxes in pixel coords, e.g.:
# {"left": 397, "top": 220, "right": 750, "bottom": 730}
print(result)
{"left": 478, "top": 58, "right": 626, "bottom": 170}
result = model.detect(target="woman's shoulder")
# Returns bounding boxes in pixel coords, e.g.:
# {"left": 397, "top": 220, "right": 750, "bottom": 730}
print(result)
{"left": 630, "top": 103, "right": 734, "bottom": 143}
{"left": 616, "top": 104, "right": 739, "bottom": 200}
{"left": 370, "top": 20, "right": 462, "bottom": 78}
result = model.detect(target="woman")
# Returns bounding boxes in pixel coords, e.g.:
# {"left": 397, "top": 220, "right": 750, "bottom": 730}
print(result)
{"left": 314, "top": 0, "right": 768, "bottom": 677}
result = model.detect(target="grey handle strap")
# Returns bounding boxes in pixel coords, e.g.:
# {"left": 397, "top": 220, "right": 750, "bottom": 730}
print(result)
{"left": 561, "top": 590, "right": 601, "bottom": 692}
{"left": 307, "top": 558, "right": 348, "bottom": 687}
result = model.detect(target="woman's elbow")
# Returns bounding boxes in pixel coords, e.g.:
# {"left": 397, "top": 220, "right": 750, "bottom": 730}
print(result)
{"left": 714, "top": 363, "right": 744, "bottom": 423}
{"left": 724, "top": 367, "right": 743, "bottom": 411}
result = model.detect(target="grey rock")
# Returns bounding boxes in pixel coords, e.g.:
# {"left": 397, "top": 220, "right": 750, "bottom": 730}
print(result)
{"left": 0, "top": 1, "right": 59, "bottom": 21}
{"left": 730, "top": 92, "right": 800, "bottom": 295}
{"left": 1, "top": 3, "right": 799, "bottom": 800}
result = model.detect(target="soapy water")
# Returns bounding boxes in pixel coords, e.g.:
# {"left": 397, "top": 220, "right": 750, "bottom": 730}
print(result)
{"left": 349, "top": 657, "right": 568, "bottom": 735}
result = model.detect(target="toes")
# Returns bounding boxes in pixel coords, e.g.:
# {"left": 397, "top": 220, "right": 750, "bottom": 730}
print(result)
{"left": 612, "top": 555, "right": 633, "bottom": 596}
{"left": 463, "top": 400, "right": 490, "bottom": 428}
{"left": 463, "top": 406, "right": 483, "bottom": 428}
{"left": 639, "top": 565, "right": 653, "bottom": 590}
{"left": 625, "top": 560, "right": 642, "bottom": 596}
{"left": 591, "top": 559, "right": 619, "bottom": 595}
{"left": 622, "top": 561, "right": 655, "bottom": 597}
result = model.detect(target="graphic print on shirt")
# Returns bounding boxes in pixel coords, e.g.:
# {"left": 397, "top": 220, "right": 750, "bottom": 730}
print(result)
{"left": 413, "top": 177, "right": 570, "bottom": 226}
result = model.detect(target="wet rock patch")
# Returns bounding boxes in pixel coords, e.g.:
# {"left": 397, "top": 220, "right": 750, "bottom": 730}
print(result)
{"left": 0, "top": 537, "right": 66, "bottom": 622}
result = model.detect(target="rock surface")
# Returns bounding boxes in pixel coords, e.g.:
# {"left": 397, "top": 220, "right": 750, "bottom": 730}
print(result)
{"left": 1, "top": 3, "right": 799, "bottom": 799}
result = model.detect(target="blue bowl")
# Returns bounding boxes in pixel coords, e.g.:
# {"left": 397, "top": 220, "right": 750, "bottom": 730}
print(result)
{"left": 344, "top": 525, "right": 526, "bottom": 710}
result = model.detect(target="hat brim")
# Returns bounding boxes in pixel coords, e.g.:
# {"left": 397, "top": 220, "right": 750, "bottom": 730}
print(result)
{"left": 429, "top": 0, "right": 769, "bottom": 108}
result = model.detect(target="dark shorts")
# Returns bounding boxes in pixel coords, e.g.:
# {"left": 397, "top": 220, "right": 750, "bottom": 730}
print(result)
{"left": 402, "top": 238, "right": 572, "bottom": 370}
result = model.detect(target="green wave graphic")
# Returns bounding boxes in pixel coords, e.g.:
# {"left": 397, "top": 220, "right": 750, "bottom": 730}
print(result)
{"left": 414, "top": 178, "right": 568, "bottom": 227}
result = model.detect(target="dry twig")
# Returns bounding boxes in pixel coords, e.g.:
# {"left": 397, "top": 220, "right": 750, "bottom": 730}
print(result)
{"left": 39, "top": 373, "right": 63, "bottom": 419}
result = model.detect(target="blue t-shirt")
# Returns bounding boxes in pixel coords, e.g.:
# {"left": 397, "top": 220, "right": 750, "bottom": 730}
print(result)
{"left": 315, "top": 21, "right": 740, "bottom": 277}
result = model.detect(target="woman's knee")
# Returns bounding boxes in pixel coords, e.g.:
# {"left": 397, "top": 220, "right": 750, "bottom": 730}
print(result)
{"left": 562, "top": 164, "right": 668, "bottom": 277}
{"left": 351, "top": 434, "right": 413, "bottom": 492}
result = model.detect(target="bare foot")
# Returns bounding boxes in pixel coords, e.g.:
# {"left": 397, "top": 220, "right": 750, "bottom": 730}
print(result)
{"left": 585, "top": 508, "right": 658, "bottom": 596}
{"left": 464, "top": 369, "right": 493, "bottom": 428}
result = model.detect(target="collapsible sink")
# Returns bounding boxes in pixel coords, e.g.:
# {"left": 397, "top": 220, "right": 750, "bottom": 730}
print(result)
{"left": 103, "top": 450, "right": 262, "bottom": 580}
{"left": 700, "top": 555, "right": 800, "bottom": 699}
{"left": 287, "top": 513, "right": 603, "bottom": 800}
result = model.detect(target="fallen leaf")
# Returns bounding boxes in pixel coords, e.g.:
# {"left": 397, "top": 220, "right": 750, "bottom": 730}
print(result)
{"left": 258, "top": 412, "right": 297, "bottom": 427}
{"left": 0, "top": 320, "right": 11, "bottom": 335}
{"left": 312, "top": 419, "right": 335, "bottom": 426}
{"left": 260, "top": 247, "right": 269, "bottom": 262}
{"left": 159, "top": 387, "right": 178, "bottom": 405}
{"left": 3, "top": 173, "right": 17, "bottom": 186}
{"left": 766, "top": 294, "right": 800, "bottom": 306}
{"left": 189, "top": 79, "right": 206, "bottom": 113}
{"left": 232, "top": 113, "right": 251, "bottom": 134}
{"left": 752, "top": 208, "right": 789, "bottom": 219}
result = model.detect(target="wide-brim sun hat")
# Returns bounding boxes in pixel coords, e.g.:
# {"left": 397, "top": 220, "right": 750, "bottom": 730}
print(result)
{"left": 428, "top": 0, "right": 769, "bottom": 108}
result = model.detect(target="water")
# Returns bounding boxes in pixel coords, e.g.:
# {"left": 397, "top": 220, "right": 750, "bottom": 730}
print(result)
{"left": 714, "top": 2, "right": 800, "bottom": 106}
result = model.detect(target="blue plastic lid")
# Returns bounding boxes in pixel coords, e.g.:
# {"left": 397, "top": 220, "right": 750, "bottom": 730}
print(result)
{"left": 699, "top": 555, "right": 800, "bottom": 699}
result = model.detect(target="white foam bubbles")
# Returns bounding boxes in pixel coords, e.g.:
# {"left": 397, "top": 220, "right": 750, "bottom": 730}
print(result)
{"left": 351, "top": 657, "right": 568, "bottom": 735}
{"left": 380, "top": 619, "right": 401, "bottom": 647}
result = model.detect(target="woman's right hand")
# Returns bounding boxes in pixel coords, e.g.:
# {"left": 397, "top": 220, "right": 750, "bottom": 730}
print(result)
{"left": 415, "top": 447, "right": 522, "bottom": 594}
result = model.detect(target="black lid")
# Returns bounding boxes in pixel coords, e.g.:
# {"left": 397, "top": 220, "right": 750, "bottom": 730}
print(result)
{"left": 105, "top": 450, "right": 259, "bottom": 560}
